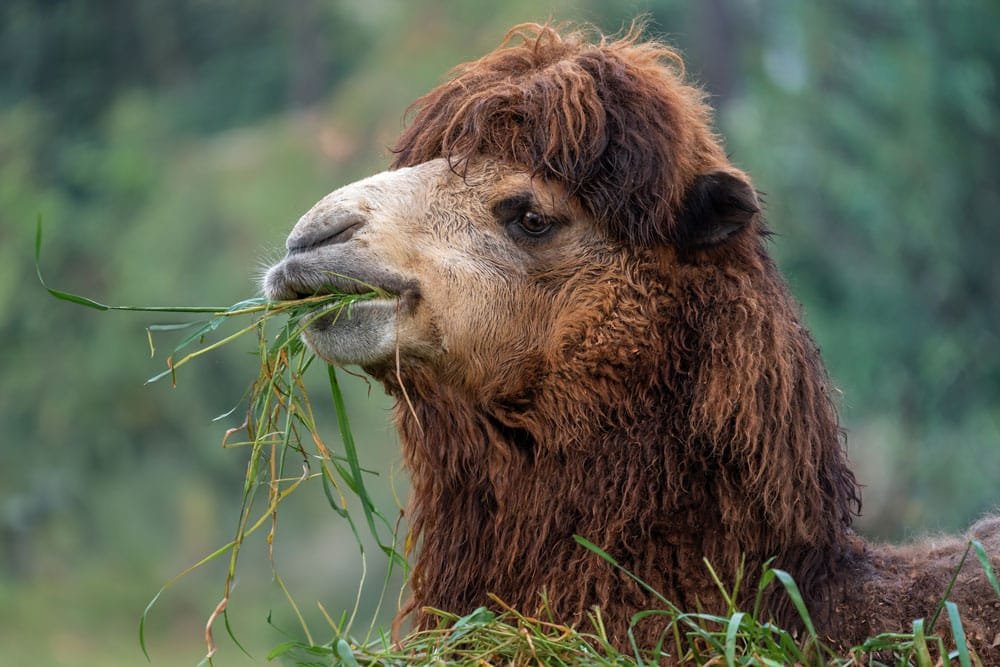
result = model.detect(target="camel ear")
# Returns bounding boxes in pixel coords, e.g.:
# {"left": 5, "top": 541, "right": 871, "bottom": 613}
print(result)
{"left": 676, "top": 171, "right": 760, "bottom": 247}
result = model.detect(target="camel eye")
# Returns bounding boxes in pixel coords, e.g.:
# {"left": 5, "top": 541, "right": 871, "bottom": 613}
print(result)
{"left": 493, "top": 194, "right": 556, "bottom": 241}
{"left": 514, "top": 210, "right": 553, "bottom": 237}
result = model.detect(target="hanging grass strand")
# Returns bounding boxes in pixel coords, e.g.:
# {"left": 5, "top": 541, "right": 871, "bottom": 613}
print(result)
{"left": 36, "top": 218, "right": 407, "bottom": 661}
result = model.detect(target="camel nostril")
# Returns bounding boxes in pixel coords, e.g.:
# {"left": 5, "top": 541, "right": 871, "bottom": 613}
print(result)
{"left": 286, "top": 210, "right": 367, "bottom": 253}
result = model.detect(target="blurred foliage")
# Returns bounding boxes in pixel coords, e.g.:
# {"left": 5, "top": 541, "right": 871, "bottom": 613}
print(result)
{"left": 719, "top": 2, "right": 1000, "bottom": 533}
{"left": 0, "top": 0, "right": 997, "bottom": 665}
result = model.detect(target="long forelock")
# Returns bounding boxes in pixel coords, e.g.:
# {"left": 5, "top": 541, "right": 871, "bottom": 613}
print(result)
{"left": 391, "top": 23, "right": 727, "bottom": 247}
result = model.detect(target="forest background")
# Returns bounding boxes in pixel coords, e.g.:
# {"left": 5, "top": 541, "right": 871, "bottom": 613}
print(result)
{"left": 1, "top": 1, "right": 997, "bottom": 665}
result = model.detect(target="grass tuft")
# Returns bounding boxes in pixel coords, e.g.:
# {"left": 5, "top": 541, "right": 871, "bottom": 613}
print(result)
{"left": 37, "top": 219, "right": 405, "bottom": 664}
{"left": 262, "top": 536, "right": 997, "bottom": 666}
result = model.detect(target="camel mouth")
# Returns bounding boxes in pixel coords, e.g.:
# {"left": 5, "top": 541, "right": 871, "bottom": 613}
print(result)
{"left": 308, "top": 297, "right": 398, "bottom": 328}
{"left": 263, "top": 256, "right": 417, "bottom": 304}
{"left": 263, "top": 255, "right": 420, "bottom": 366}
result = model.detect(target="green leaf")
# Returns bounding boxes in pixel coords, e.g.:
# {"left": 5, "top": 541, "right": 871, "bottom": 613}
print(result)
{"left": 138, "top": 539, "right": 236, "bottom": 660}
{"left": 223, "top": 608, "right": 252, "bottom": 659}
{"left": 37, "top": 218, "right": 232, "bottom": 313}
{"left": 912, "top": 617, "right": 933, "bottom": 667}
{"left": 724, "top": 611, "right": 745, "bottom": 666}
{"left": 929, "top": 542, "right": 972, "bottom": 633}
{"left": 147, "top": 321, "right": 207, "bottom": 332}
{"left": 771, "top": 569, "right": 817, "bottom": 641}
{"left": 573, "top": 534, "right": 621, "bottom": 567}
{"left": 447, "top": 607, "right": 496, "bottom": 643}
{"left": 573, "top": 534, "right": 673, "bottom": 607}
{"left": 36, "top": 218, "right": 110, "bottom": 310}
{"left": 169, "top": 315, "right": 229, "bottom": 356}
{"left": 326, "top": 365, "right": 402, "bottom": 570}
{"left": 972, "top": 539, "right": 1000, "bottom": 598}
{"left": 266, "top": 641, "right": 309, "bottom": 660}
{"left": 945, "top": 601, "right": 972, "bottom": 667}
{"left": 334, "top": 638, "right": 361, "bottom": 667}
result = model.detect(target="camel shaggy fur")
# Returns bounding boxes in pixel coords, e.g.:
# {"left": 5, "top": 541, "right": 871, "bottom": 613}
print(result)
{"left": 264, "top": 24, "right": 1000, "bottom": 658}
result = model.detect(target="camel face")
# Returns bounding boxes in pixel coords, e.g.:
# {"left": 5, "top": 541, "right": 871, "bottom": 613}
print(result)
{"left": 263, "top": 156, "right": 603, "bottom": 388}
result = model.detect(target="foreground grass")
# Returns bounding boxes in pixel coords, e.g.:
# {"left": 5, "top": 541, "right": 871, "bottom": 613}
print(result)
{"left": 272, "top": 537, "right": 1000, "bottom": 667}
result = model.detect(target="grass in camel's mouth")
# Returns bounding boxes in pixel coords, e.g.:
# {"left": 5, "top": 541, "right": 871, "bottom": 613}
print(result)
{"left": 35, "top": 220, "right": 407, "bottom": 660}
{"left": 271, "top": 264, "right": 405, "bottom": 302}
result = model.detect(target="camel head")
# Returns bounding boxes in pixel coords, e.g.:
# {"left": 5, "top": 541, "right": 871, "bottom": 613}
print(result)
{"left": 263, "top": 25, "right": 764, "bottom": 404}
{"left": 263, "top": 155, "right": 765, "bottom": 396}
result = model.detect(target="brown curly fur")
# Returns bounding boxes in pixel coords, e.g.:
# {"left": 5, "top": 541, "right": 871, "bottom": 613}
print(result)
{"left": 386, "top": 24, "right": 1000, "bottom": 658}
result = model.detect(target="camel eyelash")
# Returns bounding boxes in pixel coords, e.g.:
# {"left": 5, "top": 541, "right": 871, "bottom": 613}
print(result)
{"left": 492, "top": 193, "right": 536, "bottom": 224}
{"left": 492, "top": 193, "right": 565, "bottom": 241}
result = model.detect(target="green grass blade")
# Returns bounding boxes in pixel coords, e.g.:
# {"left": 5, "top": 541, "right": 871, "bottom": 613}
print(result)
{"left": 168, "top": 315, "right": 230, "bottom": 356}
{"left": 724, "top": 611, "right": 744, "bottom": 666}
{"left": 139, "top": 539, "right": 237, "bottom": 660}
{"left": 972, "top": 539, "right": 1000, "bottom": 598}
{"left": 703, "top": 558, "right": 735, "bottom": 612}
{"left": 212, "top": 399, "right": 244, "bottom": 423}
{"left": 267, "top": 641, "right": 309, "bottom": 660}
{"left": 37, "top": 219, "right": 236, "bottom": 313}
{"left": 148, "top": 321, "right": 208, "bottom": 332}
{"left": 751, "top": 557, "right": 777, "bottom": 622}
{"left": 335, "top": 638, "right": 361, "bottom": 667}
{"left": 35, "top": 216, "right": 111, "bottom": 310}
{"left": 574, "top": 535, "right": 674, "bottom": 608}
{"left": 928, "top": 542, "right": 972, "bottom": 633}
{"left": 119, "top": 304, "right": 234, "bottom": 313}
{"left": 223, "top": 608, "right": 253, "bottom": 659}
{"left": 43, "top": 285, "right": 112, "bottom": 310}
{"left": 771, "top": 569, "right": 817, "bottom": 642}
{"left": 447, "top": 607, "right": 496, "bottom": 643}
{"left": 327, "top": 365, "right": 388, "bottom": 551}
{"left": 41, "top": 223, "right": 400, "bottom": 662}
{"left": 274, "top": 569, "right": 314, "bottom": 648}
{"left": 573, "top": 535, "right": 622, "bottom": 567}
{"left": 945, "top": 601, "right": 972, "bottom": 667}
{"left": 912, "top": 618, "right": 933, "bottom": 667}
{"left": 145, "top": 367, "right": 175, "bottom": 385}
{"left": 773, "top": 625, "right": 808, "bottom": 664}
{"left": 36, "top": 218, "right": 110, "bottom": 310}
{"left": 757, "top": 658, "right": 786, "bottom": 667}
{"left": 146, "top": 318, "right": 264, "bottom": 385}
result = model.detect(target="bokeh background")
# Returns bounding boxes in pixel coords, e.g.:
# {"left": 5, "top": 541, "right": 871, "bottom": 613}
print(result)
{"left": 2, "top": 1, "right": 997, "bottom": 664}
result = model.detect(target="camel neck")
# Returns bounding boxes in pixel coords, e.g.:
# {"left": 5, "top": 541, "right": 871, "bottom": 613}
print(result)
{"left": 392, "top": 378, "right": 856, "bottom": 639}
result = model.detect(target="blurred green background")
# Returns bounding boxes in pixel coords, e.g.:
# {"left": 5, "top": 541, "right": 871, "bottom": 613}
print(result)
{"left": 1, "top": 1, "right": 997, "bottom": 664}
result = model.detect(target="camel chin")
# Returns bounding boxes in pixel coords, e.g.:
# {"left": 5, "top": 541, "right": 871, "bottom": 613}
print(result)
{"left": 301, "top": 298, "right": 401, "bottom": 366}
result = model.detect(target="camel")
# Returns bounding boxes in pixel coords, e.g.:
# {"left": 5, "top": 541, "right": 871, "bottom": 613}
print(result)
{"left": 262, "top": 24, "right": 1000, "bottom": 659}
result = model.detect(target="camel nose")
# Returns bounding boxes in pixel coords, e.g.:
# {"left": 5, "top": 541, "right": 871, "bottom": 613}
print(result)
{"left": 286, "top": 209, "right": 367, "bottom": 253}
